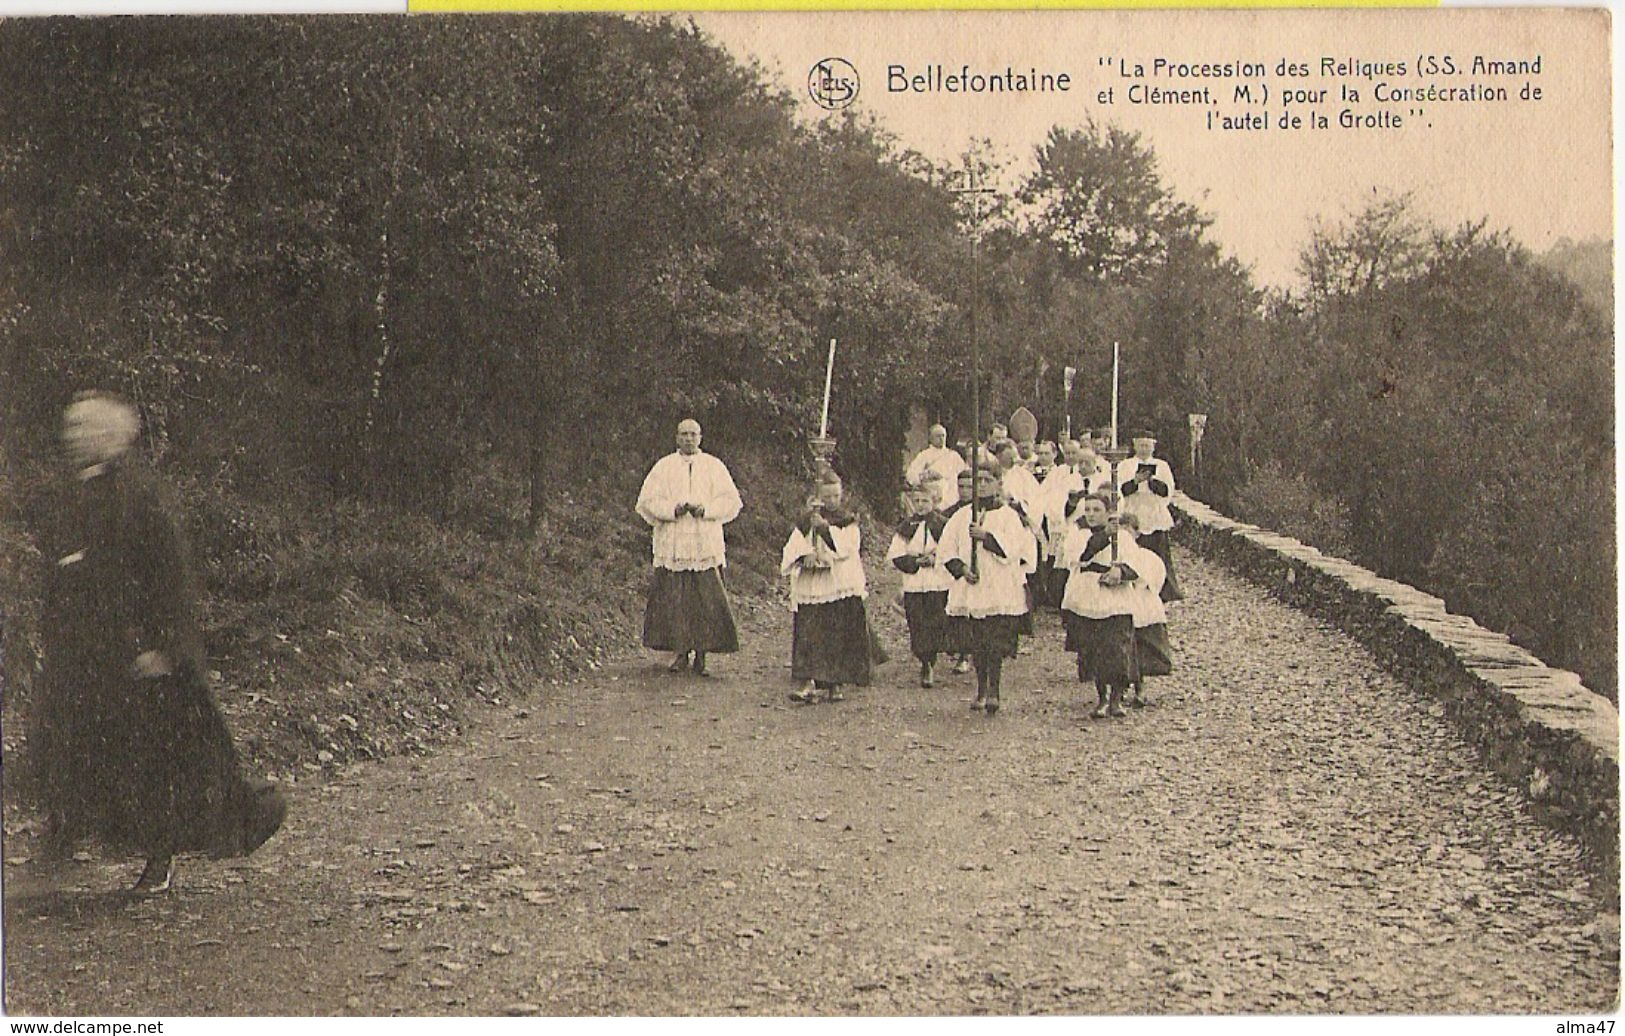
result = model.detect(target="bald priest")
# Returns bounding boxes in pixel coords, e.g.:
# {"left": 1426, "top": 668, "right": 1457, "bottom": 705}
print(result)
{"left": 635, "top": 419, "right": 744, "bottom": 675}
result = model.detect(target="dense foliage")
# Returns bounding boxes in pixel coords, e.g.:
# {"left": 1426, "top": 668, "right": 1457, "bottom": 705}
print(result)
{"left": 1268, "top": 208, "right": 1615, "bottom": 698}
{"left": 0, "top": 16, "right": 972, "bottom": 775}
{"left": 0, "top": 12, "right": 1612, "bottom": 779}
{"left": 0, "top": 16, "right": 970, "bottom": 510}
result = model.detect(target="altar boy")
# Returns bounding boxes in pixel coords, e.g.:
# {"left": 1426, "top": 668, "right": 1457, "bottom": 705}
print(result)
{"left": 888, "top": 475, "right": 954, "bottom": 688}
{"left": 1118, "top": 511, "right": 1173, "bottom": 708}
{"left": 938, "top": 467, "right": 1035, "bottom": 716}
{"left": 1060, "top": 494, "right": 1140, "bottom": 718}
{"left": 782, "top": 470, "right": 870, "bottom": 704}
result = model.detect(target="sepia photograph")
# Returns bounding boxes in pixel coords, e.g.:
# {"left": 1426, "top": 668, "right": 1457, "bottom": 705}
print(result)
{"left": 0, "top": 7, "right": 1615, "bottom": 1019}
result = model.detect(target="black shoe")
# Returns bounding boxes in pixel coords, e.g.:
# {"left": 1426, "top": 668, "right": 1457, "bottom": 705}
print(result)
{"left": 132, "top": 855, "right": 174, "bottom": 894}
{"left": 691, "top": 652, "right": 709, "bottom": 677}
{"left": 668, "top": 653, "right": 691, "bottom": 673}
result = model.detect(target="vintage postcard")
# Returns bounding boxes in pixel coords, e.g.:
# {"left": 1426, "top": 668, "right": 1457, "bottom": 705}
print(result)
{"left": 0, "top": 7, "right": 1614, "bottom": 1026}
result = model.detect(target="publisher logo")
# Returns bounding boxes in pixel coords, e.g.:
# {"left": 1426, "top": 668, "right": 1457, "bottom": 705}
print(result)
{"left": 808, "top": 58, "right": 860, "bottom": 110}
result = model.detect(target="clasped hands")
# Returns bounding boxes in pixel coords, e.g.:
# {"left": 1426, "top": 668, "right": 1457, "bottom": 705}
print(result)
{"left": 675, "top": 501, "right": 707, "bottom": 519}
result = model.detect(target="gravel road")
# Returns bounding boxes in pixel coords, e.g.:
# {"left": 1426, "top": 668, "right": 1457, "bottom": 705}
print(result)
{"left": 4, "top": 555, "right": 1617, "bottom": 1015}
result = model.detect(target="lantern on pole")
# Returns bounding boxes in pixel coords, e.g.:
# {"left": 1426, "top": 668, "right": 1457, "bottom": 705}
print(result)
{"left": 1188, "top": 412, "right": 1208, "bottom": 492}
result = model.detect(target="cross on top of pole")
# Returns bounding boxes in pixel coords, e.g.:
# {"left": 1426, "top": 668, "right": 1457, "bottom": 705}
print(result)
{"left": 951, "top": 167, "right": 997, "bottom": 231}
{"left": 951, "top": 162, "right": 996, "bottom": 413}
{"left": 952, "top": 160, "right": 997, "bottom": 573}
{"left": 951, "top": 166, "right": 997, "bottom": 193}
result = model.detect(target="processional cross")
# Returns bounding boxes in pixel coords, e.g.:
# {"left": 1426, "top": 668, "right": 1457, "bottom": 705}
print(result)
{"left": 952, "top": 165, "right": 996, "bottom": 573}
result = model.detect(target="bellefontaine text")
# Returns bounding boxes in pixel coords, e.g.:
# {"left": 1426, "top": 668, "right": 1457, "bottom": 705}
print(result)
{"left": 887, "top": 64, "right": 1073, "bottom": 94}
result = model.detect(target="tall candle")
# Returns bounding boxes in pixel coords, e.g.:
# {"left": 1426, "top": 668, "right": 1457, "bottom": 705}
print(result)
{"left": 1111, "top": 341, "right": 1119, "bottom": 450}
{"left": 820, "top": 338, "right": 836, "bottom": 439}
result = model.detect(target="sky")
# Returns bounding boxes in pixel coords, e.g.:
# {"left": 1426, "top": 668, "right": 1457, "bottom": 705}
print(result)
{"left": 693, "top": 9, "right": 1612, "bottom": 288}
{"left": 0, "top": 2, "right": 1607, "bottom": 290}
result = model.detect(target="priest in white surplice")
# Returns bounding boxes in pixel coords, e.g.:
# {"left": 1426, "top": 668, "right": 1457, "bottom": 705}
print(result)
{"left": 904, "top": 424, "right": 968, "bottom": 510}
{"left": 1115, "top": 429, "right": 1184, "bottom": 602}
{"left": 636, "top": 419, "right": 743, "bottom": 675}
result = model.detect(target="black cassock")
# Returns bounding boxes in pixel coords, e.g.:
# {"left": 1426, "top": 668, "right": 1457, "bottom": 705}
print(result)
{"left": 31, "top": 459, "right": 283, "bottom": 860}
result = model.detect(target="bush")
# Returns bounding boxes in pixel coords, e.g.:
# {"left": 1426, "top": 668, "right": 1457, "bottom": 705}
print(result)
{"left": 1230, "top": 461, "right": 1354, "bottom": 557}
{"left": 1429, "top": 466, "right": 1617, "bottom": 702}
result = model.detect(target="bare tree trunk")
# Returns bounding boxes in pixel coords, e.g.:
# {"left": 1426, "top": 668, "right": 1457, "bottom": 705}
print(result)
{"left": 365, "top": 129, "right": 402, "bottom": 450}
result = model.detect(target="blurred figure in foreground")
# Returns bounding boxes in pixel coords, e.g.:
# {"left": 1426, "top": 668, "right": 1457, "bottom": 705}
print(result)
{"left": 33, "top": 391, "right": 286, "bottom": 893}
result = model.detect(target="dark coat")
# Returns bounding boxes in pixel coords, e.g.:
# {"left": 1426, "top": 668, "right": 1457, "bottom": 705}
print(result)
{"left": 33, "top": 458, "right": 273, "bottom": 858}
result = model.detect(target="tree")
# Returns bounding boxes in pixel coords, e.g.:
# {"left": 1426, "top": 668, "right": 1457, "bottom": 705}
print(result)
{"left": 1298, "top": 191, "right": 1428, "bottom": 303}
{"left": 1019, "top": 120, "right": 1209, "bottom": 285}
{"left": 1244, "top": 193, "right": 1616, "bottom": 697}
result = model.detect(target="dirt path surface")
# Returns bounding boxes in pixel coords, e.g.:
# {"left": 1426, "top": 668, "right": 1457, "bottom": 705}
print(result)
{"left": 4, "top": 556, "right": 1618, "bottom": 1015}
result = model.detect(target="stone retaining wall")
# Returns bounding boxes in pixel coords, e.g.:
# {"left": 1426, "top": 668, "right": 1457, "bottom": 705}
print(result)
{"left": 1172, "top": 494, "right": 1619, "bottom": 897}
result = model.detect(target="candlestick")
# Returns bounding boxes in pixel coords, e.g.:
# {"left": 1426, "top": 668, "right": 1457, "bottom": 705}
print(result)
{"left": 819, "top": 337, "right": 836, "bottom": 439}
{"left": 1110, "top": 341, "right": 1119, "bottom": 450}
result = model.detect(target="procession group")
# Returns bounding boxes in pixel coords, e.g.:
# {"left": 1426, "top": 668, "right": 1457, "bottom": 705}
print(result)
{"left": 27, "top": 395, "right": 1184, "bottom": 896}
{"left": 637, "top": 417, "right": 1184, "bottom": 718}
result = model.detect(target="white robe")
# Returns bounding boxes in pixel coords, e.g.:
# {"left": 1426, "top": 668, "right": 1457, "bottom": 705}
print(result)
{"left": 1088, "top": 457, "right": 1115, "bottom": 488}
{"left": 905, "top": 446, "right": 968, "bottom": 509}
{"left": 1029, "top": 470, "right": 1075, "bottom": 559}
{"left": 1001, "top": 465, "right": 1042, "bottom": 515}
{"left": 635, "top": 451, "right": 743, "bottom": 571}
{"left": 939, "top": 504, "right": 1035, "bottom": 619}
{"left": 1059, "top": 523, "right": 1140, "bottom": 619}
{"left": 886, "top": 520, "right": 954, "bottom": 594}
{"left": 1116, "top": 456, "right": 1176, "bottom": 534}
{"left": 781, "top": 521, "right": 866, "bottom": 610}
{"left": 1125, "top": 540, "right": 1169, "bottom": 628}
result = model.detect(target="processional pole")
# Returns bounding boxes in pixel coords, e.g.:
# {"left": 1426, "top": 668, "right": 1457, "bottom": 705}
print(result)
{"left": 1111, "top": 340, "right": 1120, "bottom": 453}
{"left": 1188, "top": 412, "right": 1208, "bottom": 498}
{"left": 954, "top": 166, "right": 996, "bottom": 575}
{"left": 1063, "top": 365, "right": 1077, "bottom": 442}
{"left": 1106, "top": 340, "right": 1127, "bottom": 565}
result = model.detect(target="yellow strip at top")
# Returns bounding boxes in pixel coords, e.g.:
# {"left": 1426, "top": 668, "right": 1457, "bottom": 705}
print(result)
{"left": 413, "top": 0, "right": 1437, "bottom": 9}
